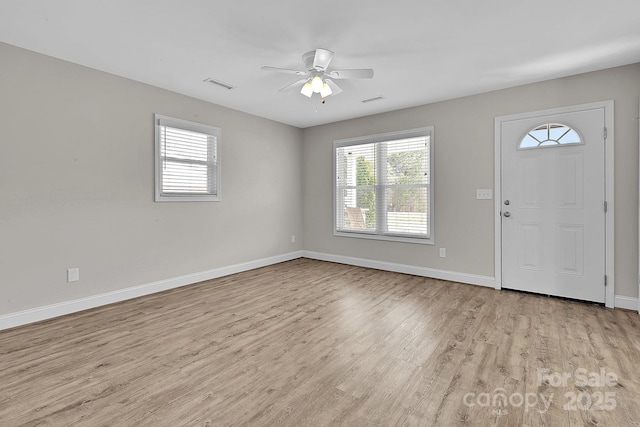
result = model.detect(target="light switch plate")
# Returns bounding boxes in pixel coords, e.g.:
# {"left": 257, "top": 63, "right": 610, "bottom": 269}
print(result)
{"left": 476, "top": 189, "right": 493, "bottom": 200}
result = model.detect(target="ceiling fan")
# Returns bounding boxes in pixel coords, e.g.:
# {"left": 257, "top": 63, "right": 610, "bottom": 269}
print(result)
{"left": 261, "top": 48, "right": 374, "bottom": 99}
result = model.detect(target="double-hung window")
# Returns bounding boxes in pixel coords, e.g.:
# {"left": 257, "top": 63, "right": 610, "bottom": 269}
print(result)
{"left": 334, "top": 127, "right": 433, "bottom": 244}
{"left": 154, "top": 114, "right": 221, "bottom": 202}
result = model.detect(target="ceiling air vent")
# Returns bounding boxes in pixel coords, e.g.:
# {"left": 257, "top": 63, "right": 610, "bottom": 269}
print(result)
{"left": 203, "top": 78, "right": 235, "bottom": 90}
{"left": 361, "top": 96, "right": 384, "bottom": 104}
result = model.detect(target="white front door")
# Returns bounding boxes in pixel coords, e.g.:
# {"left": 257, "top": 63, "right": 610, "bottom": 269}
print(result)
{"left": 501, "top": 106, "right": 606, "bottom": 303}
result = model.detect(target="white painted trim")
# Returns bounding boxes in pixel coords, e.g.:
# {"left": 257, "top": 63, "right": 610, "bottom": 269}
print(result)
{"left": 494, "top": 101, "right": 615, "bottom": 308}
{"left": 3, "top": 250, "right": 634, "bottom": 332}
{"left": 304, "top": 251, "right": 639, "bottom": 310}
{"left": 332, "top": 126, "right": 435, "bottom": 246}
{"left": 604, "top": 100, "right": 615, "bottom": 309}
{"left": 494, "top": 117, "right": 503, "bottom": 291}
{"left": 0, "top": 251, "right": 303, "bottom": 331}
{"left": 614, "top": 295, "right": 639, "bottom": 311}
{"left": 301, "top": 250, "right": 496, "bottom": 288}
{"left": 154, "top": 114, "right": 222, "bottom": 203}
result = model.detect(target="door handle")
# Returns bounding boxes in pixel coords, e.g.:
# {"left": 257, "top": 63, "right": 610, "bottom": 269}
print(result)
{"left": 503, "top": 211, "right": 511, "bottom": 218}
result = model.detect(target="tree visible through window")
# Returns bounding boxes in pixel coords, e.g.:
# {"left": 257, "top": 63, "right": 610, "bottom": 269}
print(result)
{"left": 356, "top": 155, "right": 376, "bottom": 227}
{"left": 334, "top": 127, "right": 433, "bottom": 243}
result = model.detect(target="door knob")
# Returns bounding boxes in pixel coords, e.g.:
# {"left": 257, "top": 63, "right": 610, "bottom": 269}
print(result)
{"left": 503, "top": 211, "right": 511, "bottom": 217}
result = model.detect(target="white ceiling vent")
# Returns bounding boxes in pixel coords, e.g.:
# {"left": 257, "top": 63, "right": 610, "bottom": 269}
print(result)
{"left": 361, "top": 96, "right": 384, "bottom": 104}
{"left": 203, "top": 78, "right": 235, "bottom": 90}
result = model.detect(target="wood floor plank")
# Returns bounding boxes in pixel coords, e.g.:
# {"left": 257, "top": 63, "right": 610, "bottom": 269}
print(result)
{"left": 1, "top": 258, "right": 639, "bottom": 426}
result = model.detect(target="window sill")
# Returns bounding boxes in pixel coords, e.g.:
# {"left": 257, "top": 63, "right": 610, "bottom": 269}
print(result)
{"left": 155, "top": 194, "right": 221, "bottom": 202}
{"left": 334, "top": 230, "right": 433, "bottom": 245}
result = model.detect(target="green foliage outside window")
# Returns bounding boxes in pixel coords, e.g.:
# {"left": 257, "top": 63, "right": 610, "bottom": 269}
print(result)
{"left": 386, "top": 150, "right": 427, "bottom": 213}
{"left": 356, "top": 156, "right": 375, "bottom": 227}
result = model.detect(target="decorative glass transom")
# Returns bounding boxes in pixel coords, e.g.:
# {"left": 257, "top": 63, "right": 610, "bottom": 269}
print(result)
{"left": 519, "top": 123, "right": 582, "bottom": 149}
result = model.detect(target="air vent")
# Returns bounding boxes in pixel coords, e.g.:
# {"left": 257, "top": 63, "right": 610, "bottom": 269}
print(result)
{"left": 361, "top": 96, "right": 384, "bottom": 104}
{"left": 203, "top": 78, "right": 235, "bottom": 90}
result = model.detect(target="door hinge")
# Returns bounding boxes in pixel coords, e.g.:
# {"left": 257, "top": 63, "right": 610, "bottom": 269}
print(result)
{"left": 604, "top": 275, "right": 608, "bottom": 286}
{"left": 604, "top": 201, "right": 608, "bottom": 213}
{"left": 603, "top": 127, "right": 608, "bottom": 140}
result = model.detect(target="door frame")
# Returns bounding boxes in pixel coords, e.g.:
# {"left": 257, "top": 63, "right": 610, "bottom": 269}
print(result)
{"left": 494, "top": 101, "right": 615, "bottom": 308}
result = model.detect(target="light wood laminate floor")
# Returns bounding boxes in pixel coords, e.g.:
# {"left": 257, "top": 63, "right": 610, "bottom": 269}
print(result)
{"left": 1, "top": 258, "right": 639, "bottom": 426}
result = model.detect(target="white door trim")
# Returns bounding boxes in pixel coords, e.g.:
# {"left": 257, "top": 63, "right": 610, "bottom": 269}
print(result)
{"left": 494, "top": 101, "right": 615, "bottom": 308}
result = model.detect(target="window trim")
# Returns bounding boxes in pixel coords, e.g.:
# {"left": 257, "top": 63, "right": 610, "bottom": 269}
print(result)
{"left": 154, "top": 114, "right": 221, "bottom": 202}
{"left": 333, "top": 126, "right": 434, "bottom": 245}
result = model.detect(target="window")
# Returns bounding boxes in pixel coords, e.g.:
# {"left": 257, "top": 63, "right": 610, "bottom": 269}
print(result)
{"left": 154, "top": 114, "right": 221, "bottom": 202}
{"left": 334, "top": 127, "right": 433, "bottom": 244}
{"left": 519, "top": 123, "right": 582, "bottom": 149}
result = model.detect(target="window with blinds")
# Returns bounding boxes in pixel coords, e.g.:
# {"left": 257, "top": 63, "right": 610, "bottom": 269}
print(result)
{"left": 154, "top": 114, "right": 221, "bottom": 202}
{"left": 334, "top": 127, "right": 433, "bottom": 244}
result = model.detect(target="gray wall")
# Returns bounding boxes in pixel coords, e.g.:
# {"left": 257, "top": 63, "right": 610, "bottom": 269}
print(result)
{"left": 2, "top": 40, "right": 638, "bottom": 319}
{"left": 0, "top": 42, "right": 303, "bottom": 315}
{"left": 302, "top": 63, "right": 640, "bottom": 299}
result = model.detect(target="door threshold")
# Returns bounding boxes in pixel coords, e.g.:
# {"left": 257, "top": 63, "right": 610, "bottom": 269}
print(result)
{"left": 501, "top": 287, "right": 605, "bottom": 307}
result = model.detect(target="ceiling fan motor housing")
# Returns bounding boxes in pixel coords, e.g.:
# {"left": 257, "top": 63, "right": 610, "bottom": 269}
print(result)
{"left": 302, "top": 51, "right": 317, "bottom": 70}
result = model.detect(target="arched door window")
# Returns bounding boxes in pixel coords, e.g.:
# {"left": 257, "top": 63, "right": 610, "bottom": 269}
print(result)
{"left": 519, "top": 123, "right": 582, "bottom": 149}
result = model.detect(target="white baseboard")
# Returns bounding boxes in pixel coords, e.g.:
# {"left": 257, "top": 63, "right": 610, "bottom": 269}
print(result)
{"left": 614, "top": 295, "right": 639, "bottom": 312}
{"left": 303, "top": 252, "right": 640, "bottom": 312}
{"left": 0, "top": 251, "right": 304, "bottom": 331}
{"left": 301, "top": 250, "right": 496, "bottom": 288}
{"left": 4, "top": 250, "right": 635, "bottom": 331}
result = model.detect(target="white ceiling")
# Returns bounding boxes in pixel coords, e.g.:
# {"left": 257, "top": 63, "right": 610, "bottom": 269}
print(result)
{"left": 2, "top": 1, "right": 640, "bottom": 128}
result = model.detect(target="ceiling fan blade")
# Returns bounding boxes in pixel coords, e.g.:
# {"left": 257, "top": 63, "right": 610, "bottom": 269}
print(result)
{"left": 261, "top": 66, "right": 308, "bottom": 76}
{"left": 313, "top": 48, "right": 334, "bottom": 70}
{"left": 278, "top": 78, "right": 309, "bottom": 92}
{"left": 324, "top": 79, "right": 343, "bottom": 96}
{"left": 327, "top": 69, "right": 374, "bottom": 79}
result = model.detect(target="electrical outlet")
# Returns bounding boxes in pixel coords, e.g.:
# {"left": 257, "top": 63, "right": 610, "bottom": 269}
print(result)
{"left": 67, "top": 268, "right": 80, "bottom": 282}
{"left": 476, "top": 189, "right": 493, "bottom": 200}
{"left": 291, "top": 235, "right": 296, "bottom": 244}
{"left": 439, "top": 248, "right": 446, "bottom": 258}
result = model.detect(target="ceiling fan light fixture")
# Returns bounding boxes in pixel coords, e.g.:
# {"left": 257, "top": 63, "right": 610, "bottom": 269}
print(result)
{"left": 263, "top": 48, "right": 373, "bottom": 101}
{"left": 311, "top": 76, "right": 323, "bottom": 93}
{"left": 320, "top": 82, "right": 332, "bottom": 98}
{"left": 300, "top": 82, "right": 313, "bottom": 97}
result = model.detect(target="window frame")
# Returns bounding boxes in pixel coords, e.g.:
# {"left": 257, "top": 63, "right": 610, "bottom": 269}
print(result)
{"left": 154, "top": 114, "right": 221, "bottom": 202}
{"left": 518, "top": 122, "right": 583, "bottom": 150}
{"left": 333, "top": 126, "right": 434, "bottom": 245}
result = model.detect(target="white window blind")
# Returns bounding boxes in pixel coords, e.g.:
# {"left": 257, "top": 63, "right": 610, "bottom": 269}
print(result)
{"left": 154, "top": 114, "right": 221, "bottom": 202}
{"left": 334, "top": 127, "right": 433, "bottom": 244}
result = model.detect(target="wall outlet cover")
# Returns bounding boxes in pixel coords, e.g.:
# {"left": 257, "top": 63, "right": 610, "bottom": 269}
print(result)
{"left": 67, "top": 268, "right": 80, "bottom": 282}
